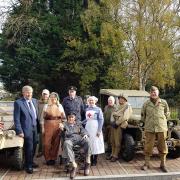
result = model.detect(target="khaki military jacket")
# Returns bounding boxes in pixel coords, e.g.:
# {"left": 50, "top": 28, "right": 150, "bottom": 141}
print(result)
{"left": 141, "top": 98, "right": 170, "bottom": 132}
{"left": 111, "top": 102, "right": 133, "bottom": 127}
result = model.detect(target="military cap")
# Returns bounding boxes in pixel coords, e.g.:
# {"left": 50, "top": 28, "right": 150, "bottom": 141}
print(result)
{"left": 42, "top": 89, "right": 50, "bottom": 95}
{"left": 150, "top": 86, "right": 159, "bottom": 92}
{"left": 118, "top": 94, "right": 128, "bottom": 101}
{"left": 67, "top": 112, "right": 76, "bottom": 117}
{"left": 68, "top": 86, "right": 77, "bottom": 91}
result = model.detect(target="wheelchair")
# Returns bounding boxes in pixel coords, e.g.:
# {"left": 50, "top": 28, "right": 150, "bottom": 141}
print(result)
{"left": 59, "top": 136, "right": 86, "bottom": 175}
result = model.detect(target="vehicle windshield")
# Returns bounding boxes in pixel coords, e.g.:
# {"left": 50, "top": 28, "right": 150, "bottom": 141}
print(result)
{"left": 128, "top": 96, "right": 149, "bottom": 109}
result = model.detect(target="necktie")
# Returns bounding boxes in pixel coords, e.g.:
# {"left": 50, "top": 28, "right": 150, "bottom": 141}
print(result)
{"left": 28, "top": 101, "right": 37, "bottom": 126}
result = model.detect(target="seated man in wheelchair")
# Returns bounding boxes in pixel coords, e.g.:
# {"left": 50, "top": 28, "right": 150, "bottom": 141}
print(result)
{"left": 59, "top": 112, "right": 91, "bottom": 179}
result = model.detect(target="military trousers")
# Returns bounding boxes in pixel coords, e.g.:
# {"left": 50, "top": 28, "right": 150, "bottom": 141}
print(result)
{"left": 63, "top": 138, "right": 91, "bottom": 163}
{"left": 144, "top": 131, "right": 168, "bottom": 157}
{"left": 37, "top": 124, "right": 43, "bottom": 153}
{"left": 104, "top": 125, "right": 112, "bottom": 151}
{"left": 111, "top": 125, "right": 122, "bottom": 158}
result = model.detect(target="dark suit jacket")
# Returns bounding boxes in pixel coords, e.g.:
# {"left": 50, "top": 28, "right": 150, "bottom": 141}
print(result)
{"left": 14, "top": 97, "right": 39, "bottom": 137}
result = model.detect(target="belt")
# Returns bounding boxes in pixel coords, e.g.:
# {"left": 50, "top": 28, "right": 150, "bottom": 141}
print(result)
{"left": 45, "top": 117, "right": 61, "bottom": 121}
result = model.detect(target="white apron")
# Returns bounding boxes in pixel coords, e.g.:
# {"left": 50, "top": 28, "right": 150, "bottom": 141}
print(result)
{"left": 85, "top": 110, "right": 105, "bottom": 155}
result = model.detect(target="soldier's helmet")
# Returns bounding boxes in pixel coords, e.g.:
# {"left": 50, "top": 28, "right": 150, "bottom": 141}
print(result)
{"left": 118, "top": 94, "right": 128, "bottom": 101}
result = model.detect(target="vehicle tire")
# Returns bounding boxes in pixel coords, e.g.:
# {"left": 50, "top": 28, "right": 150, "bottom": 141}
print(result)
{"left": 121, "top": 134, "right": 135, "bottom": 162}
{"left": 12, "top": 147, "right": 24, "bottom": 170}
{"left": 167, "top": 130, "right": 180, "bottom": 159}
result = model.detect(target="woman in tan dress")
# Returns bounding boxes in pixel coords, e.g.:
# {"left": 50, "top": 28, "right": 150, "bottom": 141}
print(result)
{"left": 43, "top": 92, "right": 65, "bottom": 165}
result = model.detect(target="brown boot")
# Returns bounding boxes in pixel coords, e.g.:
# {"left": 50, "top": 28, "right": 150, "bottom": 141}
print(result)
{"left": 160, "top": 165, "right": 168, "bottom": 172}
{"left": 141, "top": 156, "right": 152, "bottom": 170}
{"left": 141, "top": 163, "right": 152, "bottom": 170}
{"left": 160, "top": 155, "right": 168, "bottom": 173}
{"left": 84, "top": 163, "right": 90, "bottom": 176}
{"left": 110, "top": 156, "right": 118, "bottom": 162}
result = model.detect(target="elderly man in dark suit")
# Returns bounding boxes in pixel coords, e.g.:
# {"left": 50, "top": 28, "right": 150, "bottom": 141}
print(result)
{"left": 14, "top": 85, "right": 39, "bottom": 174}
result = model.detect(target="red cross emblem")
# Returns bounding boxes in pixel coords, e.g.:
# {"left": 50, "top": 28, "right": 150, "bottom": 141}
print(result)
{"left": 87, "top": 112, "right": 92, "bottom": 118}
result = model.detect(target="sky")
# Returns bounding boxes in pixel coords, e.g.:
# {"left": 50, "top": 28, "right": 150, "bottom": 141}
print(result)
{"left": 0, "top": 0, "right": 14, "bottom": 87}
{"left": 0, "top": 0, "right": 15, "bottom": 31}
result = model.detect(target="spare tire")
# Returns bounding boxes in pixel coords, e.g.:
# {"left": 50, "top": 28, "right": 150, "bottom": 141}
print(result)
{"left": 12, "top": 147, "right": 24, "bottom": 170}
{"left": 121, "top": 134, "right": 135, "bottom": 162}
{"left": 168, "top": 130, "right": 180, "bottom": 159}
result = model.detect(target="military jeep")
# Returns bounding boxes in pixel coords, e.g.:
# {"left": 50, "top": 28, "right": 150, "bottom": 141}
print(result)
{"left": 0, "top": 101, "right": 24, "bottom": 170}
{"left": 100, "top": 89, "right": 180, "bottom": 161}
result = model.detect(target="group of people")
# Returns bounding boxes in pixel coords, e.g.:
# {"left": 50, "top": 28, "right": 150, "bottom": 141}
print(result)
{"left": 103, "top": 86, "right": 170, "bottom": 173}
{"left": 13, "top": 84, "right": 170, "bottom": 179}
{"left": 13, "top": 85, "right": 104, "bottom": 178}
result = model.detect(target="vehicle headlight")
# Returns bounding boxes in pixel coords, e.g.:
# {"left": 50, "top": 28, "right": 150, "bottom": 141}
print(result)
{"left": 139, "top": 121, "right": 144, "bottom": 127}
{"left": 168, "top": 121, "right": 174, "bottom": 127}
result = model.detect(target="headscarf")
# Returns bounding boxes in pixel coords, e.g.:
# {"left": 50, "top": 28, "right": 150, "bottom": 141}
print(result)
{"left": 108, "top": 96, "right": 115, "bottom": 104}
{"left": 48, "top": 92, "right": 60, "bottom": 106}
{"left": 87, "top": 96, "right": 98, "bottom": 103}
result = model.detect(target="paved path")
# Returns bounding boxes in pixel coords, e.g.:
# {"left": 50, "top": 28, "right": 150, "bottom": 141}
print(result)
{"left": 1, "top": 151, "right": 180, "bottom": 180}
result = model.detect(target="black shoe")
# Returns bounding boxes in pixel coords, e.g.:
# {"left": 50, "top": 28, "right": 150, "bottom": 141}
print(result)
{"left": 91, "top": 161, "right": 97, "bottom": 166}
{"left": 46, "top": 160, "right": 55, "bottom": 165}
{"left": 59, "top": 155, "right": 63, "bottom": 165}
{"left": 25, "top": 168, "right": 33, "bottom": 174}
{"left": 50, "top": 160, "right": 55, "bottom": 165}
{"left": 32, "top": 162, "right": 39, "bottom": 168}
{"left": 46, "top": 160, "right": 51, "bottom": 165}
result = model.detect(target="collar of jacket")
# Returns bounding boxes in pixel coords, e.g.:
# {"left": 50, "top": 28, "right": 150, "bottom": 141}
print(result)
{"left": 67, "top": 96, "right": 78, "bottom": 100}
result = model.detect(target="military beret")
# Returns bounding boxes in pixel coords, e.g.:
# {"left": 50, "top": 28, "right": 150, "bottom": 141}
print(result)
{"left": 150, "top": 86, "right": 159, "bottom": 92}
{"left": 118, "top": 94, "right": 128, "bottom": 101}
{"left": 68, "top": 86, "right": 77, "bottom": 91}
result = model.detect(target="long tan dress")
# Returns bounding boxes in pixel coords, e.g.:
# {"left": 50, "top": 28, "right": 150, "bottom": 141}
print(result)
{"left": 43, "top": 104, "right": 64, "bottom": 161}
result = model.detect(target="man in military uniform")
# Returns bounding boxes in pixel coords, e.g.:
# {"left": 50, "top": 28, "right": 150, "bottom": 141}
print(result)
{"left": 37, "top": 89, "right": 50, "bottom": 157}
{"left": 141, "top": 86, "right": 170, "bottom": 172}
{"left": 59, "top": 112, "right": 91, "bottom": 179}
{"left": 62, "top": 86, "right": 84, "bottom": 122}
{"left": 109, "top": 94, "right": 133, "bottom": 162}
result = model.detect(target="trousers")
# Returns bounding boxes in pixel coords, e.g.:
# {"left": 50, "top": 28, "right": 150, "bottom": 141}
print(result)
{"left": 24, "top": 126, "right": 38, "bottom": 168}
{"left": 144, "top": 131, "right": 168, "bottom": 156}
{"left": 63, "top": 138, "right": 91, "bottom": 163}
{"left": 110, "top": 125, "right": 122, "bottom": 158}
